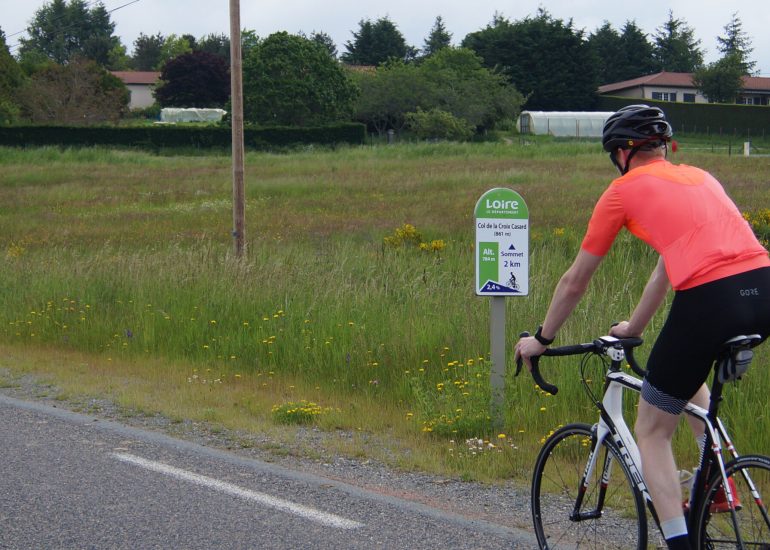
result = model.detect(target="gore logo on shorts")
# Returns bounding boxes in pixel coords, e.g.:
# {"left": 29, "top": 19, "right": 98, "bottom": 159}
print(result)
{"left": 740, "top": 288, "right": 760, "bottom": 296}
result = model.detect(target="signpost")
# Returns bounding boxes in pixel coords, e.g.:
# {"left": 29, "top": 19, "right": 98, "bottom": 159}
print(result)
{"left": 474, "top": 188, "right": 529, "bottom": 422}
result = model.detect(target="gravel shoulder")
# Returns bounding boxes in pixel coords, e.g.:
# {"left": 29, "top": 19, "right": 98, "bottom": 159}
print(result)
{"left": 0, "top": 367, "right": 533, "bottom": 533}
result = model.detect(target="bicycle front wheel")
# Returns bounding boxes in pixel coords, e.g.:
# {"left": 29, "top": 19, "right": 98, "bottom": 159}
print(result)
{"left": 694, "top": 454, "right": 770, "bottom": 549}
{"left": 531, "top": 423, "right": 648, "bottom": 549}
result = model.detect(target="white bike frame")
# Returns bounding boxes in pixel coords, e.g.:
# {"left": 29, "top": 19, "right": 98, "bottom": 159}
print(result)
{"left": 582, "top": 362, "right": 740, "bottom": 517}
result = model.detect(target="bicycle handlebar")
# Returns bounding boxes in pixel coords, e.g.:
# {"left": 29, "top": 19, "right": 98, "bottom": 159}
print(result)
{"left": 516, "top": 332, "right": 646, "bottom": 395}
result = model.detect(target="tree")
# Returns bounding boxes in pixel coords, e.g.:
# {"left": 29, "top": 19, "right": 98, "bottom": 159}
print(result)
{"left": 181, "top": 34, "right": 198, "bottom": 51}
{"left": 197, "top": 33, "right": 230, "bottom": 63}
{"left": 81, "top": 2, "right": 123, "bottom": 66}
{"left": 423, "top": 16, "right": 452, "bottom": 57}
{"left": 0, "top": 29, "right": 25, "bottom": 123}
{"left": 351, "top": 61, "right": 431, "bottom": 134}
{"left": 352, "top": 47, "right": 523, "bottom": 136}
{"left": 587, "top": 22, "right": 623, "bottom": 85}
{"left": 419, "top": 47, "right": 522, "bottom": 131}
{"left": 341, "top": 17, "right": 415, "bottom": 65}
{"left": 19, "top": 0, "right": 69, "bottom": 65}
{"left": 618, "top": 21, "right": 657, "bottom": 79}
{"left": 154, "top": 51, "right": 230, "bottom": 108}
{"left": 157, "top": 34, "right": 193, "bottom": 69}
{"left": 241, "top": 30, "right": 260, "bottom": 56}
{"left": 187, "top": 31, "right": 258, "bottom": 65}
{"left": 18, "top": 0, "right": 123, "bottom": 68}
{"left": 693, "top": 54, "right": 745, "bottom": 103}
{"left": 652, "top": 11, "right": 704, "bottom": 72}
{"left": 462, "top": 9, "right": 598, "bottom": 110}
{"left": 716, "top": 12, "right": 755, "bottom": 75}
{"left": 589, "top": 20, "right": 657, "bottom": 84}
{"left": 106, "top": 42, "right": 131, "bottom": 70}
{"left": 242, "top": 32, "right": 359, "bottom": 126}
{"left": 132, "top": 33, "right": 165, "bottom": 71}
{"left": 18, "top": 57, "right": 129, "bottom": 123}
{"left": 309, "top": 31, "right": 337, "bottom": 59}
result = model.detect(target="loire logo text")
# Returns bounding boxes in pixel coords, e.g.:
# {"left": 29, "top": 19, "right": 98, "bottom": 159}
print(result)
{"left": 486, "top": 199, "right": 519, "bottom": 210}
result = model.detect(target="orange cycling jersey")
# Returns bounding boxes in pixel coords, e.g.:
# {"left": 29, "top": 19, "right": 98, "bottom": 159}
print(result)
{"left": 581, "top": 158, "right": 770, "bottom": 290}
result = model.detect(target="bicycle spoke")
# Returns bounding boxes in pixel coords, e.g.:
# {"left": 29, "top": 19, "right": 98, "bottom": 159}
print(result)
{"left": 696, "top": 455, "right": 770, "bottom": 549}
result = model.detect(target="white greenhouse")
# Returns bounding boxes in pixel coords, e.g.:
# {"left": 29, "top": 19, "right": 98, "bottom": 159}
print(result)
{"left": 517, "top": 111, "right": 615, "bottom": 138}
{"left": 159, "top": 108, "right": 227, "bottom": 123}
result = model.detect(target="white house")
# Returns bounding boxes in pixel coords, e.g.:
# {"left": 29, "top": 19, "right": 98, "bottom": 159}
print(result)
{"left": 598, "top": 71, "right": 770, "bottom": 106}
{"left": 111, "top": 71, "right": 161, "bottom": 109}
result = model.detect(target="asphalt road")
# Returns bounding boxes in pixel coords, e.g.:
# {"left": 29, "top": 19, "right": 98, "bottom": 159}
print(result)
{"left": 0, "top": 394, "right": 538, "bottom": 549}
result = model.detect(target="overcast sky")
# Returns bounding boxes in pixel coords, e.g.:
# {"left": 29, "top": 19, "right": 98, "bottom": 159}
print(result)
{"left": 2, "top": 0, "right": 769, "bottom": 77}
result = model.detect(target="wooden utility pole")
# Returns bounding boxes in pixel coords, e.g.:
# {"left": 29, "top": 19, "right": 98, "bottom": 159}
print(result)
{"left": 229, "top": 0, "right": 246, "bottom": 257}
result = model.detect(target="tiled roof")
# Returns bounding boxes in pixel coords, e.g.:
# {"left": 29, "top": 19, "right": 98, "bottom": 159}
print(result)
{"left": 111, "top": 71, "right": 161, "bottom": 85}
{"left": 599, "top": 71, "right": 770, "bottom": 93}
{"left": 742, "top": 76, "right": 770, "bottom": 92}
{"left": 598, "top": 72, "right": 695, "bottom": 93}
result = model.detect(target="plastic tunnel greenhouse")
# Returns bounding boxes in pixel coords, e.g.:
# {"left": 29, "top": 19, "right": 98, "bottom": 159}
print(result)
{"left": 517, "top": 111, "right": 615, "bottom": 137}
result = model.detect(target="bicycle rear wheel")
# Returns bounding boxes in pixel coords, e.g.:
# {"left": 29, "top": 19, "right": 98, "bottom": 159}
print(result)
{"left": 531, "top": 423, "right": 648, "bottom": 549}
{"left": 694, "top": 454, "right": 770, "bottom": 549}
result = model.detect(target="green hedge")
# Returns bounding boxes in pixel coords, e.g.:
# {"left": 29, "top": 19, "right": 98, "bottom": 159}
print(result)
{"left": 0, "top": 122, "right": 366, "bottom": 149}
{"left": 597, "top": 96, "right": 770, "bottom": 138}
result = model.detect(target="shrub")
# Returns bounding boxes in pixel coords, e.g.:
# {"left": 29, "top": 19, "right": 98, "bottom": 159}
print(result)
{"left": 406, "top": 108, "right": 474, "bottom": 141}
{"left": 126, "top": 103, "right": 161, "bottom": 120}
{"left": 0, "top": 123, "right": 366, "bottom": 150}
{"left": 598, "top": 95, "right": 770, "bottom": 137}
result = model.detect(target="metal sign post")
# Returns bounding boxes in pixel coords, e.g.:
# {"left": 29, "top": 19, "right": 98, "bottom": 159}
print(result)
{"left": 474, "top": 188, "right": 530, "bottom": 423}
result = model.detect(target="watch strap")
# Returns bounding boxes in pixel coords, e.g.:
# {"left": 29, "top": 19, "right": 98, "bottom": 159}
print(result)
{"left": 534, "top": 325, "right": 554, "bottom": 346}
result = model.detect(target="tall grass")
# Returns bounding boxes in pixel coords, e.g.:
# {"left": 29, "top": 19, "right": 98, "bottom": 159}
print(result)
{"left": 2, "top": 140, "right": 770, "bottom": 479}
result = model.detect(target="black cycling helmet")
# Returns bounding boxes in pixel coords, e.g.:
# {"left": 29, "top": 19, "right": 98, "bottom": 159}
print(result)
{"left": 602, "top": 104, "right": 673, "bottom": 174}
{"left": 602, "top": 104, "right": 672, "bottom": 151}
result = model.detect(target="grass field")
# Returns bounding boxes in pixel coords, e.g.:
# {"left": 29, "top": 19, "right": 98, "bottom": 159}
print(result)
{"left": 2, "top": 137, "right": 770, "bottom": 482}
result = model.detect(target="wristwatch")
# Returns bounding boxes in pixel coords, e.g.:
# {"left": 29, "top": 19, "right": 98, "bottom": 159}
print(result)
{"left": 534, "top": 325, "right": 554, "bottom": 346}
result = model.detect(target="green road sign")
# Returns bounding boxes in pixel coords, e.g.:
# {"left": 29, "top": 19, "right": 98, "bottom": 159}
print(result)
{"left": 474, "top": 188, "right": 529, "bottom": 296}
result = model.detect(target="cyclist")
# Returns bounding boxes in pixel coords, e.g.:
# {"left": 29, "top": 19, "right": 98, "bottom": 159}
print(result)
{"left": 514, "top": 104, "right": 770, "bottom": 550}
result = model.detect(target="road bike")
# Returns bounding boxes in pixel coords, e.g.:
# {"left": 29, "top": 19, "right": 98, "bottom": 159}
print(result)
{"left": 517, "top": 332, "right": 770, "bottom": 549}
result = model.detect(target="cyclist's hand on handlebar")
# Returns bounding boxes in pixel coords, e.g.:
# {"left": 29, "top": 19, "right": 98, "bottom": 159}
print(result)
{"left": 609, "top": 321, "right": 641, "bottom": 339}
{"left": 514, "top": 334, "right": 547, "bottom": 372}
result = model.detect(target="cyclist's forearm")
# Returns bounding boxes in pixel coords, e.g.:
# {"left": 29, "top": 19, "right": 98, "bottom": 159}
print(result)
{"left": 627, "top": 256, "right": 670, "bottom": 334}
{"left": 541, "top": 250, "right": 602, "bottom": 339}
{"left": 541, "top": 283, "right": 586, "bottom": 339}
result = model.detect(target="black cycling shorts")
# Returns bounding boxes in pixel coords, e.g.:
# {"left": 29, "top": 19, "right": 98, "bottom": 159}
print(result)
{"left": 643, "top": 266, "right": 770, "bottom": 414}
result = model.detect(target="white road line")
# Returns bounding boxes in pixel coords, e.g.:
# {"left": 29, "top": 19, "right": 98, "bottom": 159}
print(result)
{"left": 111, "top": 452, "right": 364, "bottom": 530}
